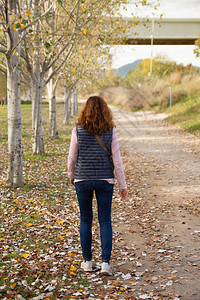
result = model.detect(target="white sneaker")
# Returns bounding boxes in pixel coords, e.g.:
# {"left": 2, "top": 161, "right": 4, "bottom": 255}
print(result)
{"left": 81, "top": 260, "right": 93, "bottom": 272}
{"left": 100, "top": 262, "right": 112, "bottom": 275}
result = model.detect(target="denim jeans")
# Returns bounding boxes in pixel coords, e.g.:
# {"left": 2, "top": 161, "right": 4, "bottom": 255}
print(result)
{"left": 75, "top": 180, "right": 114, "bottom": 263}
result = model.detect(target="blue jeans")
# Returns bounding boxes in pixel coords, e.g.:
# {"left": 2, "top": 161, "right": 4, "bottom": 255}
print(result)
{"left": 75, "top": 180, "right": 114, "bottom": 263}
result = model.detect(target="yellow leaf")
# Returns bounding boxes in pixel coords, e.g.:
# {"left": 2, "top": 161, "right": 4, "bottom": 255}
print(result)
{"left": 10, "top": 283, "right": 16, "bottom": 289}
{"left": 68, "top": 253, "right": 75, "bottom": 257}
{"left": 26, "top": 10, "right": 32, "bottom": 15}
{"left": 20, "top": 23, "right": 25, "bottom": 28}
{"left": 13, "top": 24, "right": 17, "bottom": 31}
{"left": 46, "top": 225, "right": 51, "bottom": 229}
{"left": 57, "top": 235, "right": 64, "bottom": 239}
{"left": 21, "top": 253, "right": 30, "bottom": 259}
{"left": 56, "top": 220, "right": 63, "bottom": 225}
{"left": 69, "top": 271, "right": 76, "bottom": 275}
{"left": 83, "top": 28, "right": 87, "bottom": 35}
{"left": 70, "top": 264, "right": 76, "bottom": 271}
{"left": 0, "top": 29, "right": 4, "bottom": 34}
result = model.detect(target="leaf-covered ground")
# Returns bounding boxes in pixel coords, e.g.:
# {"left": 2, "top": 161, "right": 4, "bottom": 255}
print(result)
{"left": 0, "top": 103, "right": 200, "bottom": 300}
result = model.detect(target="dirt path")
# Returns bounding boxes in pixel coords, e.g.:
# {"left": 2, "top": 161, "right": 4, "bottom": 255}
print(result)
{"left": 111, "top": 107, "right": 200, "bottom": 300}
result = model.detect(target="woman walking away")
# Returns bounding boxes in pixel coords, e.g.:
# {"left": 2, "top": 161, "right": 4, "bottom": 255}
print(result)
{"left": 68, "top": 96, "right": 128, "bottom": 275}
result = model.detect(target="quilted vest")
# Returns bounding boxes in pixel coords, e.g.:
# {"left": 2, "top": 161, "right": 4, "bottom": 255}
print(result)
{"left": 74, "top": 125, "right": 114, "bottom": 179}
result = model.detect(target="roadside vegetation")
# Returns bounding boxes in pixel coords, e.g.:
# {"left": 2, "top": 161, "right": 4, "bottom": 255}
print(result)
{"left": 95, "top": 54, "right": 200, "bottom": 135}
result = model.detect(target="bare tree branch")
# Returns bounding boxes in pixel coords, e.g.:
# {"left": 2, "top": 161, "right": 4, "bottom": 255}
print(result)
{"left": 43, "top": 42, "right": 74, "bottom": 88}
{"left": 0, "top": 47, "right": 7, "bottom": 54}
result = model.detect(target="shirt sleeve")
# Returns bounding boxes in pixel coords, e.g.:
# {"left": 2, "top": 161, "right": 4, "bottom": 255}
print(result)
{"left": 68, "top": 127, "right": 78, "bottom": 179}
{"left": 112, "top": 128, "right": 127, "bottom": 189}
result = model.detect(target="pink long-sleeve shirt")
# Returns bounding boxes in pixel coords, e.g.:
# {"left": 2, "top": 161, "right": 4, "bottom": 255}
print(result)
{"left": 68, "top": 127, "right": 127, "bottom": 189}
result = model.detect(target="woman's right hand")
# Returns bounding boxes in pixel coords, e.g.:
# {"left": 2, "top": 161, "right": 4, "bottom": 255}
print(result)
{"left": 70, "top": 178, "right": 75, "bottom": 186}
{"left": 119, "top": 189, "right": 128, "bottom": 200}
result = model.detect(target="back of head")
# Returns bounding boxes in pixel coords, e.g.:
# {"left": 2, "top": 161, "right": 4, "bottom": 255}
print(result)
{"left": 77, "top": 96, "right": 115, "bottom": 135}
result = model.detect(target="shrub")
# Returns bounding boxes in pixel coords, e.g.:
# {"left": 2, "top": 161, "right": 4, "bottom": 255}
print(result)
{"left": 122, "top": 68, "right": 145, "bottom": 88}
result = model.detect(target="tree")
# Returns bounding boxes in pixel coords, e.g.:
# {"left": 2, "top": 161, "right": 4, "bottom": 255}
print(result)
{"left": 21, "top": 0, "right": 58, "bottom": 152}
{"left": 0, "top": 1, "right": 25, "bottom": 187}
{"left": 194, "top": 36, "right": 200, "bottom": 58}
{"left": 60, "top": 40, "right": 111, "bottom": 123}
{"left": 0, "top": 0, "right": 53, "bottom": 186}
{"left": 22, "top": 1, "right": 82, "bottom": 151}
{"left": 138, "top": 55, "right": 176, "bottom": 77}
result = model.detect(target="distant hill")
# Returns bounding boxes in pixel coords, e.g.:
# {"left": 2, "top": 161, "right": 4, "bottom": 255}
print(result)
{"left": 116, "top": 59, "right": 142, "bottom": 78}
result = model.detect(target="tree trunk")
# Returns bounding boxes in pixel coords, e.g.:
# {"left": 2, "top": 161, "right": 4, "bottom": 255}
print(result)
{"left": 63, "top": 86, "right": 72, "bottom": 124}
{"left": 31, "top": 17, "right": 45, "bottom": 154}
{"left": 71, "top": 89, "right": 76, "bottom": 116}
{"left": 6, "top": 34, "right": 24, "bottom": 187}
{"left": 75, "top": 90, "right": 78, "bottom": 113}
{"left": 48, "top": 79, "right": 59, "bottom": 138}
{"left": 31, "top": 78, "right": 45, "bottom": 154}
{"left": 68, "top": 90, "right": 72, "bottom": 118}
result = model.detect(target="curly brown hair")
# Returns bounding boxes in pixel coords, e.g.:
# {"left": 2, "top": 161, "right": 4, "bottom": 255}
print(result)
{"left": 76, "top": 96, "right": 116, "bottom": 135}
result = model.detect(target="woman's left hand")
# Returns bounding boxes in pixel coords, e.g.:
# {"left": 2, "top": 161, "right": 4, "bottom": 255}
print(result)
{"left": 119, "top": 188, "right": 128, "bottom": 200}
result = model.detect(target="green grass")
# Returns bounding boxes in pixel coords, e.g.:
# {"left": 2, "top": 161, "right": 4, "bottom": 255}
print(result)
{"left": 163, "top": 90, "right": 200, "bottom": 135}
{"left": 23, "top": 152, "right": 52, "bottom": 160}
{"left": 0, "top": 134, "right": 8, "bottom": 142}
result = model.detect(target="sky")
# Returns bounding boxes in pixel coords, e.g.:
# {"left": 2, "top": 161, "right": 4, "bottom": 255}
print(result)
{"left": 111, "top": 0, "right": 200, "bottom": 69}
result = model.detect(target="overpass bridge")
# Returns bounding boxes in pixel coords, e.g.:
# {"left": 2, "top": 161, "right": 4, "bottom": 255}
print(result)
{"left": 118, "top": 18, "right": 200, "bottom": 45}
